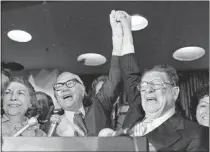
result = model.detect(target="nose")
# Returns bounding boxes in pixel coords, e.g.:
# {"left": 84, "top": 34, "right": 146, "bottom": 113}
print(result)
{"left": 144, "top": 86, "right": 155, "bottom": 93}
{"left": 205, "top": 107, "right": 209, "bottom": 113}
{"left": 62, "top": 84, "right": 71, "bottom": 92}
{"left": 10, "top": 92, "right": 17, "bottom": 101}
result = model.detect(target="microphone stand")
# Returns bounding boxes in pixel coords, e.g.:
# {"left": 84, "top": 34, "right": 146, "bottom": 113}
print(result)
{"left": 47, "top": 109, "right": 64, "bottom": 137}
{"left": 13, "top": 115, "right": 40, "bottom": 137}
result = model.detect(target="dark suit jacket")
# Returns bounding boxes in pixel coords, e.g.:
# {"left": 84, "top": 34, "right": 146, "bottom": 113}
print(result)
{"left": 54, "top": 56, "right": 121, "bottom": 136}
{"left": 120, "top": 53, "right": 209, "bottom": 151}
{"left": 85, "top": 56, "right": 121, "bottom": 136}
{"left": 119, "top": 53, "right": 144, "bottom": 129}
{"left": 146, "top": 113, "right": 209, "bottom": 152}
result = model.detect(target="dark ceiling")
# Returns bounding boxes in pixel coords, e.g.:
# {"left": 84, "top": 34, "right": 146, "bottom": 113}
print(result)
{"left": 1, "top": 1, "right": 209, "bottom": 74}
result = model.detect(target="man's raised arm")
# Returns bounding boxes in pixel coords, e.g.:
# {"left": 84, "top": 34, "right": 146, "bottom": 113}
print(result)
{"left": 117, "top": 11, "right": 145, "bottom": 127}
{"left": 95, "top": 10, "right": 123, "bottom": 112}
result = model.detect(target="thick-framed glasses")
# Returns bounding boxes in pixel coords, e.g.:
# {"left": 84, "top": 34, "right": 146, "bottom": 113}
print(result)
{"left": 137, "top": 80, "right": 174, "bottom": 92}
{"left": 53, "top": 78, "right": 82, "bottom": 91}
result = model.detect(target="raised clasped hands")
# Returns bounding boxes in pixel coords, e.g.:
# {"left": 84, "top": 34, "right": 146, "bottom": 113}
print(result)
{"left": 110, "top": 10, "right": 134, "bottom": 56}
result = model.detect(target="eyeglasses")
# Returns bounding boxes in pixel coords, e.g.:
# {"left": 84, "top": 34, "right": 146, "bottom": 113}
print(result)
{"left": 53, "top": 78, "right": 82, "bottom": 91}
{"left": 137, "top": 79, "right": 174, "bottom": 92}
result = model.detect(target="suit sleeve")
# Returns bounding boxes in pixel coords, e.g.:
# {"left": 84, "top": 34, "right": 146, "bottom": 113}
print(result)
{"left": 186, "top": 138, "right": 209, "bottom": 152}
{"left": 186, "top": 127, "right": 209, "bottom": 152}
{"left": 120, "top": 53, "right": 145, "bottom": 128}
{"left": 96, "top": 55, "right": 121, "bottom": 112}
{"left": 120, "top": 53, "right": 141, "bottom": 106}
{"left": 85, "top": 56, "right": 121, "bottom": 135}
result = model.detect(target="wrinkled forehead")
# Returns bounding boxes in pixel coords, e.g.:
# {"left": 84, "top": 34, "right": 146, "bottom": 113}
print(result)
{"left": 141, "top": 71, "right": 170, "bottom": 82}
{"left": 199, "top": 95, "right": 209, "bottom": 104}
{"left": 7, "top": 81, "right": 27, "bottom": 91}
{"left": 56, "top": 72, "right": 78, "bottom": 83}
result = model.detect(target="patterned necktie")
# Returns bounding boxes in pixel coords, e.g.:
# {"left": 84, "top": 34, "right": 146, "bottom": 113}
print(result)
{"left": 73, "top": 112, "right": 88, "bottom": 136}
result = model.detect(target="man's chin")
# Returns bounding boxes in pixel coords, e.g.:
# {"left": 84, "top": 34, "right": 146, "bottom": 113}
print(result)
{"left": 145, "top": 106, "right": 160, "bottom": 113}
{"left": 63, "top": 104, "right": 82, "bottom": 111}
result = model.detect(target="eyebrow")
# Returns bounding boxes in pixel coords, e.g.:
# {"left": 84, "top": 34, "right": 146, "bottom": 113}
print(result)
{"left": 5, "top": 89, "right": 26, "bottom": 92}
{"left": 56, "top": 79, "right": 79, "bottom": 84}
{"left": 19, "top": 90, "right": 26, "bottom": 92}
{"left": 199, "top": 101, "right": 209, "bottom": 104}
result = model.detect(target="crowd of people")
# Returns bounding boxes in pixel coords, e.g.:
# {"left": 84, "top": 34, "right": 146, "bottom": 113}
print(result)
{"left": 1, "top": 10, "right": 209, "bottom": 151}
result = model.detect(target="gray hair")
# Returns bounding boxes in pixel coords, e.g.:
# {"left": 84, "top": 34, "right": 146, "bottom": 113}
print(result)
{"left": 141, "top": 64, "right": 179, "bottom": 86}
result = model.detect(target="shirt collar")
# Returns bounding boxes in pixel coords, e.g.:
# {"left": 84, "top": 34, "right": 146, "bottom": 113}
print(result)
{"left": 145, "top": 108, "right": 175, "bottom": 124}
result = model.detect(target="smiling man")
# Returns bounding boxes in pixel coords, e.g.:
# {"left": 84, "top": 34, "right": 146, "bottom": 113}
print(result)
{"left": 114, "top": 10, "right": 209, "bottom": 151}
{"left": 51, "top": 70, "right": 120, "bottom": 136}
{"left": 50, "top": 10, "right": 123, "bottom": 136}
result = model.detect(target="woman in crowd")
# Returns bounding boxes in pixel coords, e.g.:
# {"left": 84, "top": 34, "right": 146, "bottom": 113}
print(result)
{"left": 195, "top": 84, "right": 209, "bottom": 127}
{"left": 2, "top": 77, "right": 46, "bottom": 136}
{"left": 35, "top": 91, "right": 54, "bottom": 133}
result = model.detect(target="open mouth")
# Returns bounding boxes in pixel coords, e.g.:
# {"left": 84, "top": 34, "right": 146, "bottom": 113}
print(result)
{"left": 146, "top": 97, "right": 157, "bottom": 102}
{"left": 7, "top": 103, "right": 21, "bottom": 107}
{"left": 63, "top": 94, "right": 73, "bottom": 100}
{"left": 201, "top": 115, "right": 209, "bottom": 120}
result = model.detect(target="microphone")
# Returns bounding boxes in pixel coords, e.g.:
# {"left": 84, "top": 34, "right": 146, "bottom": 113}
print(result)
{"left": 13, "top": 114, "right": 40, "bottom": 137}
{"left": 47, "top": 108, "right": 64, "bottom": 137}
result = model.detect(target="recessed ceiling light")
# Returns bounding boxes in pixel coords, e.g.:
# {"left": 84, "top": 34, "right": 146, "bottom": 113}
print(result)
{"left": 131, "top": 15, "right": 148, "bottom": 31}
{"left": 77, "top": 53, "right": 106, "bottom": 66}
{"left": 173, "top": 46, "right": 205, "bottom": 61}
{"left": 7, "top": 30, "right": 32, "bottom": 42}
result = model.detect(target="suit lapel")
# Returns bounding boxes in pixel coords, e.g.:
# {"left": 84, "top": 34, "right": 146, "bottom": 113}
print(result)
{"left": 123, "top": 104, "right": 145, "bottom": 129}
{"left": 146, "top": 113, "right": 184, "bottom": 150}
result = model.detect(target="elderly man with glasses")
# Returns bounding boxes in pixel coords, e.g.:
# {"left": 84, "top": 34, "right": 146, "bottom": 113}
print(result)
{"left": 108, "top": 10, "right": 208, "bottom": 151}
{"left": 49, "top": 11, "right": 123, "bottom": 137}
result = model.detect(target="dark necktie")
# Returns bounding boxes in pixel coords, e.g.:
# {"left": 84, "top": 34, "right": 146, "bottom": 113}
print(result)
{"left": 73, "top": 112, "right": 88, "bottom": 136}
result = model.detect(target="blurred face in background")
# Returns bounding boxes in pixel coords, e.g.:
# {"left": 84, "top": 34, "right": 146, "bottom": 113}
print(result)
{"left": 36, "top": 93, "right": 49, "bottom": 109}
{"left": 54, "top": 72, "right": 84, "bottom": 111}
{"left": 35, "top": 92, "right": 54, "bottom": 120}
{"left": 196, "top": 95, "right": 209, "bottom": 127}
{"left": 3, "top": 82, "right": 32, "bottom": 117}
{"left": 95, "top": 81, "right": 104, "bottom": 95}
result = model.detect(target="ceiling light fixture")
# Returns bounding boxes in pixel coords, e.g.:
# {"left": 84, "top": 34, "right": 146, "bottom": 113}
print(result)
{"left": 173, "top": 46, "right": 205, "bottom": 61}
{"left": 131, "top": 15, "right": 148, "bottom": 31}
{"left": 77, "top": 53, "right": 106, "bottom": 66}
{"left": 7, "top": 30, "right": 32, "bottom": 42}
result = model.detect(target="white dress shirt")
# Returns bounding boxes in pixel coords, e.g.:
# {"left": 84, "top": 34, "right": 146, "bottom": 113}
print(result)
{"left": 132, "top": 108, "right": 175, "bottom": 137}
{"left": 56, "top": 106, "right": 85, "bottom": 136}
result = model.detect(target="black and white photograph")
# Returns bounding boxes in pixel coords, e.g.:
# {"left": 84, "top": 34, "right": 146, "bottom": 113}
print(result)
{"left": 1, "top": 1, "right": 209, "bottom": 151}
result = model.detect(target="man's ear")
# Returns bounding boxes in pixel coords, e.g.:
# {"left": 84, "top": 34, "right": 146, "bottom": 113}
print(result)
{"left": 173, "top": 86, "right": 180, "bottom": 101}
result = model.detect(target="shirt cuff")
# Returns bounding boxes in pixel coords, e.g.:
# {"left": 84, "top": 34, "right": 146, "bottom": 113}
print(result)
{"left": 122, "top": 43, "right": 135, "bottom": 55}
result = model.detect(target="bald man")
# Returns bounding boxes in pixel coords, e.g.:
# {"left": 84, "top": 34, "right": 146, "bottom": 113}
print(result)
{"left": 50, "top": 12, "right": 123, "bottom": 136}
{"left": 51, "top": 70, "right": 120, "bottom": 136}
